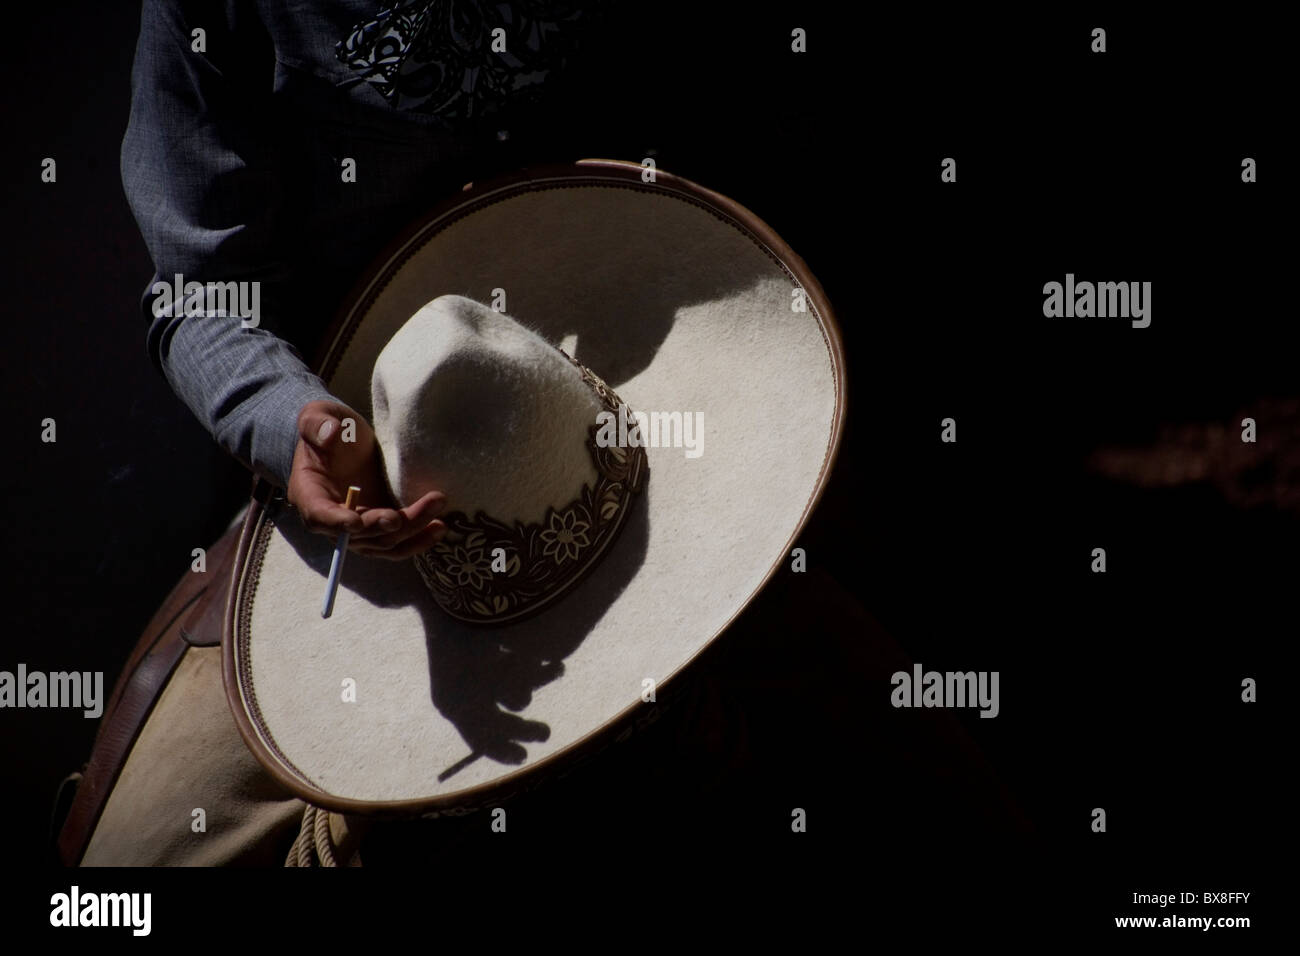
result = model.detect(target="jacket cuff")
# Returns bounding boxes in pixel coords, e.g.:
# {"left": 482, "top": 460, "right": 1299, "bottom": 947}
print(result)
{"left": 245, "top": 375, "right": 340, "bottom": 491}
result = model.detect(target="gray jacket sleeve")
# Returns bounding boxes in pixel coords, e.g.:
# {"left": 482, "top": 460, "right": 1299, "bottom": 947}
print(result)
{"left": 122, "top": 0, "right": 337, "bottom": 489}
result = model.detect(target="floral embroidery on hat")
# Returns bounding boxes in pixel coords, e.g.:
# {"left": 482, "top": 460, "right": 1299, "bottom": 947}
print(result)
{"left": 540, "top": 508, "right": 592, "bottom": 564}
{"left": 414, "top": 347, "right": 646, "bottom": 624}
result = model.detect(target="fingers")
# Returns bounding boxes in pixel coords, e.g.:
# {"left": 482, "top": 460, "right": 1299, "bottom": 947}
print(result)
{"left": 348, "top": 491, "right": 449, "bottom": 558}
{"left": 353, "top": 490, "right": 446, "bottom": 533}
{"left": 401, "top": 490, "right": 448, "bottom": 526}
{"left": 298, "top": 498, "right": 366, "bottom": 536}
{"left": 350, "top": 519, "right": 449, "bottom": 560}
{"left": 302, "top": 495, "right": 448, "bottom": 556}
{"left": 291, "top": 464, "right": 367, "bottom": 536}
{"left": 295, "top": 467, "right": 449, "bottom": 546}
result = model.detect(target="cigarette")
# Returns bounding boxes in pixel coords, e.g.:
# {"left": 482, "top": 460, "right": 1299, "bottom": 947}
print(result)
{"left": 321, "top": 485, "right": 361, "bottom": 619}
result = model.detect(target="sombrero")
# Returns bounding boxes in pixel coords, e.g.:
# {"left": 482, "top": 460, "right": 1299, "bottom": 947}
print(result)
{"left": 223, "top": 159, "right": 846, "bottom": 815}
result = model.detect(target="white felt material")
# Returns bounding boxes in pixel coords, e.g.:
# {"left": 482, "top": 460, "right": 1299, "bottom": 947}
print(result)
{"left": 371, "top": 295, "right": 602, "bottom": 520}
{"left": 236, "top": 184, "right": 839, "bottom": 803}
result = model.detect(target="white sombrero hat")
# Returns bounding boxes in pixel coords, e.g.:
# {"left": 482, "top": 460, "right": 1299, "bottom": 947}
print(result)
{"left": 223, "top": 160, "right": 846, "bottom": 815}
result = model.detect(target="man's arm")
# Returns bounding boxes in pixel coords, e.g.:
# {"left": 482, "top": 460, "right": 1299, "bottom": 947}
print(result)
{"left": 123, "top": 0, "right": 335, "bottom": 490}
{"left": 122, "top": 0, "right": 446, "bottom": 555}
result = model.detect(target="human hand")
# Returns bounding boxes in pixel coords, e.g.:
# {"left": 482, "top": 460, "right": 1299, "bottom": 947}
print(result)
{"left": 288, "top": 399, "right": 448, "bottom": 560}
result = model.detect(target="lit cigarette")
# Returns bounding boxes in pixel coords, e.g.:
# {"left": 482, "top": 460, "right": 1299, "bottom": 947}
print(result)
{"left": 321, "top": 485, "right": 361, "bottom": 619}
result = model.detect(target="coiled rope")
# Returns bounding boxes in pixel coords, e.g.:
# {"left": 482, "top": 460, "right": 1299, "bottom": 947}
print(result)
{"left": 286, "top": 804, "right": 338, "bottom": 867}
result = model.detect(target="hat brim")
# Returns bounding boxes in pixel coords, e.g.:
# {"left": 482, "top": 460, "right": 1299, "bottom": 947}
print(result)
{"left": 223, "top": 160, "right": 846, "bottom": 815}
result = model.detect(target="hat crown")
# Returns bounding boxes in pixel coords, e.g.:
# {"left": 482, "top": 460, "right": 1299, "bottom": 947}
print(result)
{"left": 371, "top": 295, "right": 646, "bottom": 624}
{"left": 372, "top": 296, "right": 605, "bottom": 520}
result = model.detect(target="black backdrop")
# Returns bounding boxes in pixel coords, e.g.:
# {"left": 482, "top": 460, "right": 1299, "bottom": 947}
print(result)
{"left": 0, "top": 2, "right": 1284, "bottom": 940}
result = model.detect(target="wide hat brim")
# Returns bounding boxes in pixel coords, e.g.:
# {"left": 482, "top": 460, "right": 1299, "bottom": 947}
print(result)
{"left": 223, "top": 160, "right": 846, "bottom": 815}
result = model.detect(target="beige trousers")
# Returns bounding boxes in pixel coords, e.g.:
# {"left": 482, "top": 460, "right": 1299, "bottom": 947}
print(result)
{"left": 81, "top": 644, "right": 306, "bottom": 866}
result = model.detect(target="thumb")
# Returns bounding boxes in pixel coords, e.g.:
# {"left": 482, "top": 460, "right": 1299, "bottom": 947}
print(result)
{"left": 298, "top": 406, "right": 343, "bottom": 451}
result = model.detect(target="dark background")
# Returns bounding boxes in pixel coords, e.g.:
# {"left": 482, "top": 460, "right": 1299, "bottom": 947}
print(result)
{"left": 0, "top": 2, "right": 1285, "bottom": 936}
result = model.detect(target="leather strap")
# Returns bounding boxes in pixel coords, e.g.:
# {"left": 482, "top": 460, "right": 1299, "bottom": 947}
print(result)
{"left": 56, "top": 519, "right": 244, "bottom": 865}
{"left": 180, "top": 525, "right": 241, "bottom": 647}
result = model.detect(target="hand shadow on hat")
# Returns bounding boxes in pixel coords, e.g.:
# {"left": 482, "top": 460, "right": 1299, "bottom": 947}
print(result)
{"left": 334, "top": 489, "right": 651, "bottom": 780}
